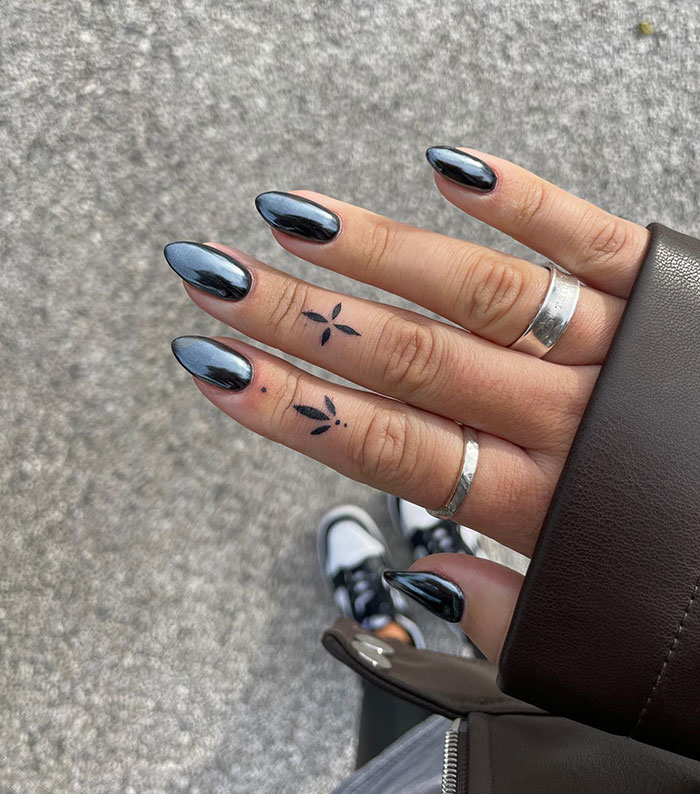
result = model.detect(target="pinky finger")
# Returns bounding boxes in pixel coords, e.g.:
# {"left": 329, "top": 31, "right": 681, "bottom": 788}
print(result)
{"left": 385, "top": 553, "right": 523, "bottom": 663}
{"left": 171, "top": 336, "right": 549, "bottom": 555}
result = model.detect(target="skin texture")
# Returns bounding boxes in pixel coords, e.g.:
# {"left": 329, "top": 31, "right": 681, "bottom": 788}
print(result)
{"left": 168, "top": 148, "right": 650, "bottom": 661}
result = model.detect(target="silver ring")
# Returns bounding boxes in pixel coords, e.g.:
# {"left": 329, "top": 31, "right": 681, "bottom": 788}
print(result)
{"left": 427, "top": 425, "right": 479, "bottom": 519}
{"left": 509, "top": 263, "right": 580, "bottom": 358}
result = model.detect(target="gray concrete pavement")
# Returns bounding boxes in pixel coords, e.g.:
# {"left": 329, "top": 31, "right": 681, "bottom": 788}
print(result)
{"left": 2, "top": 1, "right": 699, "bottom": 791}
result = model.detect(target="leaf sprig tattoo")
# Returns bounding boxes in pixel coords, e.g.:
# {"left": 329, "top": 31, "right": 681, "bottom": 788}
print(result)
{"left": 293, "top": 395, "right": 348, "bottom": 435}
{"left": 302, "top": 303, "right": 361, "bottom": 346}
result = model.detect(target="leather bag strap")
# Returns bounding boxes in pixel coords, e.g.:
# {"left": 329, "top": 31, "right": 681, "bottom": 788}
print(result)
{"left": 498, "top": 223, "right": 700, "bottom": 760}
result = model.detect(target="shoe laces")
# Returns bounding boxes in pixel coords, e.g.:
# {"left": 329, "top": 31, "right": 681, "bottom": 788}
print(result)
{"left": 347, "top": 564, "right": 394, "bottom": 623}
{"left": 415, "top": 521, "right": 465, "bottom": 556}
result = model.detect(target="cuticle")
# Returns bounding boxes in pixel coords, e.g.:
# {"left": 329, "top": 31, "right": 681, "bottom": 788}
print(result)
{"left": 211, "top": 341, "right": 255, "bottom": 391}
{"left": 230, "top": 346, "right": 254, "bottom": 388}
{"left": 242, "top": 265, "right": 257, "bottom": 299}
{"left": 286, "top": 191, "right": 342, "bottom": 243}
{"left": 324, "top": 213, "right": 343, "bottom": 244}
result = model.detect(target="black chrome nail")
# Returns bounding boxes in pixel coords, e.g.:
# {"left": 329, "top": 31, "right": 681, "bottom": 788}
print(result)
{"left": 164, "top": 242, "right": 252, "bottom": 301}
{"left": 171, "top": 336, "right": 252, "bottom": 391}
{"left": 255, "top": 191, "right": 340, "bottom": 242}
{"left": 425, "top": 146, "right": 497, "bottom": 193}
{"left": 383, "top": 570, "right": 465, "bottom": 623}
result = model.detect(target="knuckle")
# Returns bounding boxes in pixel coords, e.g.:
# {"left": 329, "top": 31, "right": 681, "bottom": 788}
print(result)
{"left": 583, "top": 216, "right": 630, "bottom": 267}
{"left": 466, "top": 257, "right": 526, "bottom": 331}
{"left": 513, "top": 179, "right": 548, "bottom": 229}
{"left": 363, "top": 219, "right": 396, "bottom": 275}
{"left": 355, "top": 411, "right": 415, "bottom": 485}
{"left": 269, "top": 370, "right": 303, "bottom": 427}
{"left": 269, "top": 280, "right": 309, "bottom": 336}
{"left": 382, "top": 317, "right": 443, "bottom": 396}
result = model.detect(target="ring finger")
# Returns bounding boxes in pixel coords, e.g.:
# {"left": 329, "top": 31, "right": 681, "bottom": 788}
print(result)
{"left": 254, "top": 190, "right": 625, "bottom": 365}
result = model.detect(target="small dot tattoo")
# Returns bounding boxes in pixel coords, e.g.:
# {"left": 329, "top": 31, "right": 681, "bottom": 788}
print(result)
{"left": 335, "top": 420, "right": 340, "bottom": 425}
{"left": 261, "top": 387, "right": 267, "bottom": 393}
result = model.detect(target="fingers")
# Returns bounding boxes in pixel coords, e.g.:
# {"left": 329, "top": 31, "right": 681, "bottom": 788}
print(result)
{"left": 170, "top": 242, "right": 590, "bottom": 453}
{"left": 427, "top": 147, "right": 650, "bottom": 298}
{"left": 171, "top": 337, "right": 552, "bottom": 554}
{"left": 385, "top": 553, "right": 523, "bottom": 662}
{"left": 255, "top": 191, "right": 623, "bottom": 365}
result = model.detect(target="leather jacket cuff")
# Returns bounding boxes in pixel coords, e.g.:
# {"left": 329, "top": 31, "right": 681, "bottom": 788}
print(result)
{"left": 498, "top": 223, "right": 700, "bottom": 760}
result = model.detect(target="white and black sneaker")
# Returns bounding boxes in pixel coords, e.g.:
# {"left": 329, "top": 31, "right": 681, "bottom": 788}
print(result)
{"left": 386, "top": 495, "right": 486, "bottom": 561}
{"left": 318, "top": 505, "right": 425, "bottom": 648}
{"left": 387, "top": 495, "right": 486, "bottom": 657}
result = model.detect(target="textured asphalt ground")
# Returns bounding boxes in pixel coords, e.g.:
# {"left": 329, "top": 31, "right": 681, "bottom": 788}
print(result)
{"left": 2, "top": 2, "right": 700, "bottom": 792}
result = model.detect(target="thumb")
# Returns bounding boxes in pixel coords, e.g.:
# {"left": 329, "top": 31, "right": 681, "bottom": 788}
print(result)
{"left": 384, "top": 553, "right": 523, "bottom": 663}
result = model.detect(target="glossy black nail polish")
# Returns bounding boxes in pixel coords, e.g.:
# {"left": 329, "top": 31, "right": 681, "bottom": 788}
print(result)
{"left": 255, "top": 191, "right": 340, "bottom": 242}
{"left": 425, "top": 146, "right": 497, "bottom": 193}
{"left": 383, "top": 570, "right": 465, "bottom": 623}
{"left": 164, "top": 242, "right": 252, "bottom": 301}
{"left": 171, "top": 336, "right": 252, "bottom": 391}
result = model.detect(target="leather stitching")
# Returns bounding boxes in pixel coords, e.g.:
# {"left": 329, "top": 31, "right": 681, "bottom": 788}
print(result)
{"left": 633, "top": 574, "right": 700, "bottom": 733}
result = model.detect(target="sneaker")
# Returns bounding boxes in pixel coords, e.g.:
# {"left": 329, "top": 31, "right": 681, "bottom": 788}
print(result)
{"left": 318, "top": 505, "right": 425, "bottom": 648}
{"left": 386, "top": 495, "right": 486, "bottom": 560}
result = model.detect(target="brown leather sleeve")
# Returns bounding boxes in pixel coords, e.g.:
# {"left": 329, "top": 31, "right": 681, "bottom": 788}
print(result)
{"left": 498, "top": 223, "right": 700, "bottom": 760}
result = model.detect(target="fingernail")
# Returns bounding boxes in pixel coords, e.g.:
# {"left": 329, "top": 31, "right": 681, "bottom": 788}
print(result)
{"left": 164, "top": 242, "right": 252, "bottom": 301}
{"left": 171, "top": 336, "right": 252, "bottom": 391}
{"left": 383, "top": 570, "right": 465, "bottom": 623}
{"left": 425, "top": 146, "right": 497, "bottom": 193}
{"left": 255, "top": 191, "right": 340, "bottom": 242}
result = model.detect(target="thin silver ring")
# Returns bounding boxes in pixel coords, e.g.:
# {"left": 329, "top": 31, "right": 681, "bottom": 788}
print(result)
{"left": 509, "top": 263, "right": 581, "bottom": 358}
{"left": 427, "top": 425, "right": 479, "bottom": 519}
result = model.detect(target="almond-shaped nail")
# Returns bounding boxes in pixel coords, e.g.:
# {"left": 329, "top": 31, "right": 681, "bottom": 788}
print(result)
{"left": 171, "top": 336, "right": 252, "bottom": 391}
{"left": 383, "top": 570, "right": 465, "bottom": 622}
{"left": 255, "top": 191, "right": 340, "bottom": 242}
{"left": 164, "top": 242, "right": 252, "bottom": 301}
{"left": 426, "top": 146, "right": 497, "bottom": 193}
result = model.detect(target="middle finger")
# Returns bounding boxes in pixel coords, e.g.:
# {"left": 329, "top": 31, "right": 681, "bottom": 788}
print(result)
{"left": 254, "top": 190, "right": 624, "bottom": 365}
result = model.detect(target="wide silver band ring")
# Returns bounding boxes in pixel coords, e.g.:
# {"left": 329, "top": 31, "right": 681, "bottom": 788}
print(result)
{"left": 509, "top": 263, "right": 581, "bottom": 358}
{"left": 427, "top": 425, "right": 479, "bottom": 519}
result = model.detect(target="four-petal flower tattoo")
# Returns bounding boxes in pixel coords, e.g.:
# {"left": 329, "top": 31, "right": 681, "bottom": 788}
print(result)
{"left": 293, "top": 395, "right": 348, "bottom": 435}
{"left": 302, "top": 303, "right": 361, "bottom": 346}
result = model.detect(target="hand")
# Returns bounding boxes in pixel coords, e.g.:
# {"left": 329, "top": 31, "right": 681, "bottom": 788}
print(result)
{"left": 166, "top": 147, "right": 650, "bottom": 662}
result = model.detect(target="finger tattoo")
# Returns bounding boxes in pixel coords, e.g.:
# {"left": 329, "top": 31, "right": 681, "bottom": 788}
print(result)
{"left": 301, "top": 303, "right": 361, "bottom": 346}
{"left": 293, "top": 395, "right": 348, "bottom": 435}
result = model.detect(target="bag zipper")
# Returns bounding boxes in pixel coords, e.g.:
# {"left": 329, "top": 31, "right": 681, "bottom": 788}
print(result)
{"left": 441, "top": 717, "right": 468, "bottom": 794}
